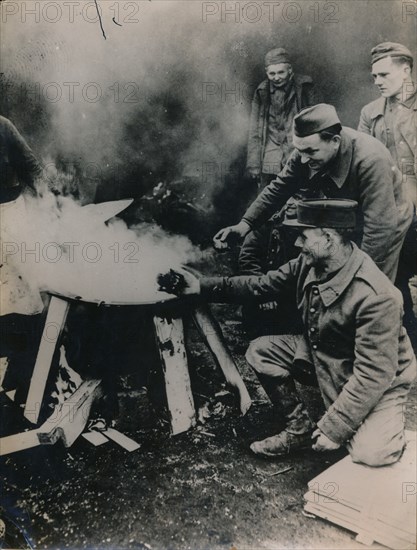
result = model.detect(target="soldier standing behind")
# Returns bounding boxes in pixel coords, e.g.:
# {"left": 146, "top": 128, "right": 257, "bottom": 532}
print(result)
{"left": 246, "top": 47, "right": 322, "bottom": 189}
{"left": 359, "top": 42, "right": 416, "bottom": 206}
{"left": 239, "top": 49, "right": 322, "bottom": 336}
{"left": 358, "top": 42, "right": 417, "bottom": 344}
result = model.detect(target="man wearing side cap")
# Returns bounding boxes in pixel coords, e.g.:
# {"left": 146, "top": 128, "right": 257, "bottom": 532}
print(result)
{"left": 159, "top": 200, "right": 416, "bottom": 465}
{"left": 359, "top": 42, "right": 416, "bottom": 207}
{"left": 246, "top": 47, "right": 322, "bottom": 189}
{"left": 358, "top": 42, "right": 416, "bottom": 344}
{"left": 214, "top": 103, "right": 413, "bottom": 282}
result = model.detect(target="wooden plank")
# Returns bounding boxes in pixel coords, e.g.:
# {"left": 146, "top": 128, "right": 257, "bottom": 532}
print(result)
{"left": 153, "top": 315, "right": 196, "bottom": 435}
{"left": 191, "top": 305, "right": 252, "bottom": 414}
{"left": 103, "top": 428, "right": 141, "bottom": 452}
{"left": 24, "top": 296, "right": 70, "bottom": 424}
{"left": 0, "top": 380, "right": 101, "bottom": 455}
{"left": 304, "top": 501, "right": 414, "bottom": 548}
{"left": 304, "top": 431, "right": 416, "bottom": 548}
{"left": 82, "top": 431, "right": 109, "bottom": 446}
{"left": 0, "top": 429, "right": 43, "bottom": 456}
{"left": 304, "top": 498, "right": 415, "bottom": 547}
{"left": 38, "top": 379, "right": 101, "bottom": 447}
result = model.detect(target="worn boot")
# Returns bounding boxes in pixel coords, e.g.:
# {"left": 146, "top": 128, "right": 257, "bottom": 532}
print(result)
{"left": 250, "top": 376, "right": 314, "bottom": 457}
{"left": 250, "top": 429, "right": 313, "bottom": 457}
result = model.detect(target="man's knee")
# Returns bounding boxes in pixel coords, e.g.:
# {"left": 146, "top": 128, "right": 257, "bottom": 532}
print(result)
{"left": 245, "top": 338, "right": 268, "bottom": 372}
{"left": 348, "top": 441, "right": 405, "bottom": 467}
{"left": 245, "top": 335, "right": 295, "bottom": 378}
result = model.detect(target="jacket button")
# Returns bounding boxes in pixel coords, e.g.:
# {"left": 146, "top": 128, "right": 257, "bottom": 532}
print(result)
{"left": 310, "top": 307, "right": 316, "bottom": 313}
{"left": 310, "top": 327, "right": 316, "bottom": 333}
{"left": 312, "top": 344, "right": 318, "bottom": 350}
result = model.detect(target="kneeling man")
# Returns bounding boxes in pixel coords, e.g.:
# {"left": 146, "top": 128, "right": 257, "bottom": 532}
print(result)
{"left": 159, "top": 199, "right": 416, "bottom": 466}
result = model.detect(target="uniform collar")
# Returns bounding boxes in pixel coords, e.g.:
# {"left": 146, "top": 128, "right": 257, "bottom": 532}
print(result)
{"left": 388, "top": 89, "right": 416, "bottom": 109}
{"left": 303, "top": 243, "right": 364, "bottom": 306}
{"left": 401, "top": 87, "right": 417, "bottom": 109}
{"left": 368, "top": 97, "right": 386, "bottom": 120}
{"left": 369, "top": 86, "right": 417, "bottom": 118}
{"left": 309, "top": 129, "right": 353, "bottom": 189}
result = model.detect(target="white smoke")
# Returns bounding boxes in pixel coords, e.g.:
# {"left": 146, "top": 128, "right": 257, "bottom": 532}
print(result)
{"left": 2, "top": 189, "right": 199, "bottom": 305}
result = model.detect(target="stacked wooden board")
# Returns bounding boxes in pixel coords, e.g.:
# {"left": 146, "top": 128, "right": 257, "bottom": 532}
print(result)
{"left": 304, "top": 431, "right": 416, "bottom": 548}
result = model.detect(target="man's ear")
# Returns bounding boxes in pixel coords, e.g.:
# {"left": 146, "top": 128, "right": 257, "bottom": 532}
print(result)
{"left": 332, "top": 135, "right": 341, "bottom": 146}
{"left": 404, "top": 65, "right": 412, "bottom": 78}
{"left": 323, "top": 229, "right": 335, "bottom": 246}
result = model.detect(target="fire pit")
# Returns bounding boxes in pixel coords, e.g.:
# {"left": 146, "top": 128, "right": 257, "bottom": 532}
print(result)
{"left": 1, "top": 292, "right": 252, "bottom": 456}
{"left": 0, "top": 199, "right": 251, "bottom": 455}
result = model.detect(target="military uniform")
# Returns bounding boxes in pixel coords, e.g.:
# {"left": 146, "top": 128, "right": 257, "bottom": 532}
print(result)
{"left": 201, "top": 243, "right": 416, "bottom": 465}
{"left": 359, "top": 92, "right": 417, "bottom": 206}
{"left": 358, "top": 42, "right": 417, "bottom": 344}
{"left": 242, "top": 127, "right": 413, "bottom": 281}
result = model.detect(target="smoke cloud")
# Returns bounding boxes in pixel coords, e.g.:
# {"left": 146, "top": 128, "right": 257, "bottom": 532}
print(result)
{"left": 2, "top": 190, "right": 199, "bottom": 304}
{"left": 0, "top": 0, "right": 413, "bottom": 207}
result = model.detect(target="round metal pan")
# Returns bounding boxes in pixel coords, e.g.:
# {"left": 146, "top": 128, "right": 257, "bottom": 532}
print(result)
{"left": 45, "top": 288, "right": 180, "bottom": 306}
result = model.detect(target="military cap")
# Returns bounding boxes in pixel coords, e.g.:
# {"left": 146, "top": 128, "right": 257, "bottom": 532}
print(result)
{"left": 293, "top": 104, "right": 340, "bottom": 137}
{"left": 283, "top": 199, "right": 358, "bottom": 229}
{"left": 265, "top": 48, "right": 291, "bottom": 67}
{"left": 371, "top": 42, "right": 413, "bottom": 65}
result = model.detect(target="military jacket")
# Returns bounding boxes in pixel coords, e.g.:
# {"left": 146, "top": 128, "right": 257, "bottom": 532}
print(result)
{"left": 201, "top": 245, "right": 416, "bottom": 444}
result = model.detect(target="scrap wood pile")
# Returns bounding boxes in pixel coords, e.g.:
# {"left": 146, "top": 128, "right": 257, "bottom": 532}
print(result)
{"left": 304, "top": 431, "right": 417, "bottom": 549}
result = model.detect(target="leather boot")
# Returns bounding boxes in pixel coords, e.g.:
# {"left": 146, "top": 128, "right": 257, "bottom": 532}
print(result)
{"left": 251, "top": 375, "right": 314, "bottom": 457}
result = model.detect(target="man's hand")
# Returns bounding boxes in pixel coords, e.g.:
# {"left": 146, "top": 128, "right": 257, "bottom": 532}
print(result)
{"left": 311, "top": 428, "right": 341, "bottom": 452}
{"left": 157, "top": 268, "right": 200, "bottom": 296}
{"left": 213, "top": 221, "right": 251, "bottom": 250}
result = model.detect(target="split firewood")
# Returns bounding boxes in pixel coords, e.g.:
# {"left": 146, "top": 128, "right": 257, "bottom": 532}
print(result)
{"left": 157, "top": 269, "right": 187, "bottom": 295}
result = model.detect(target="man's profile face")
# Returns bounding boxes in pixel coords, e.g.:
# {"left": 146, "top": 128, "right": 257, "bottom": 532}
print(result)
{"left": 295, "top": 228, "right": 329, "bottom": 266}
{"left": 371, "top": 57, "right": 410, "bottom": 98}
{"left": 265, "top": 63, "right": 293, "bottom": 88}
{"left": 293, "top": 133, "right": 340, "bottom": 171}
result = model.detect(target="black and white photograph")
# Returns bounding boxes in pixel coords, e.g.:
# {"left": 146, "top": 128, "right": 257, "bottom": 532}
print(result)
{"left": 0, "top": 1, "right": 416, "bottom": 548}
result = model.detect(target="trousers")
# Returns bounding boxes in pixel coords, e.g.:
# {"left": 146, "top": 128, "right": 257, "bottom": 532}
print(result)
{"left": 246, "top": 334, "right": 410, "bottom": 466}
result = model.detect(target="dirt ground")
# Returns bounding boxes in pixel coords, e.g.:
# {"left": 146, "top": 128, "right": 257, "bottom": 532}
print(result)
{"left": 1, "top": 251, "right": 416, "bottom": 550}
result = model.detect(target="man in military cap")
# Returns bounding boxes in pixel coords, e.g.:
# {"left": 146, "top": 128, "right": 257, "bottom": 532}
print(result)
{"left": 358, "top": 42, "right": 416, "bottom": 344}
{"left": 246, "top": 47, "right": 322, "bottom": 189}
{"left": 359, "top": 42, "right": 416, "bottom": 207}
{"left": 215, "top": 103, "right": 413, "bottom": 282}
{"left": 160, "top": 199, "right": 416, "bottom": 465}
